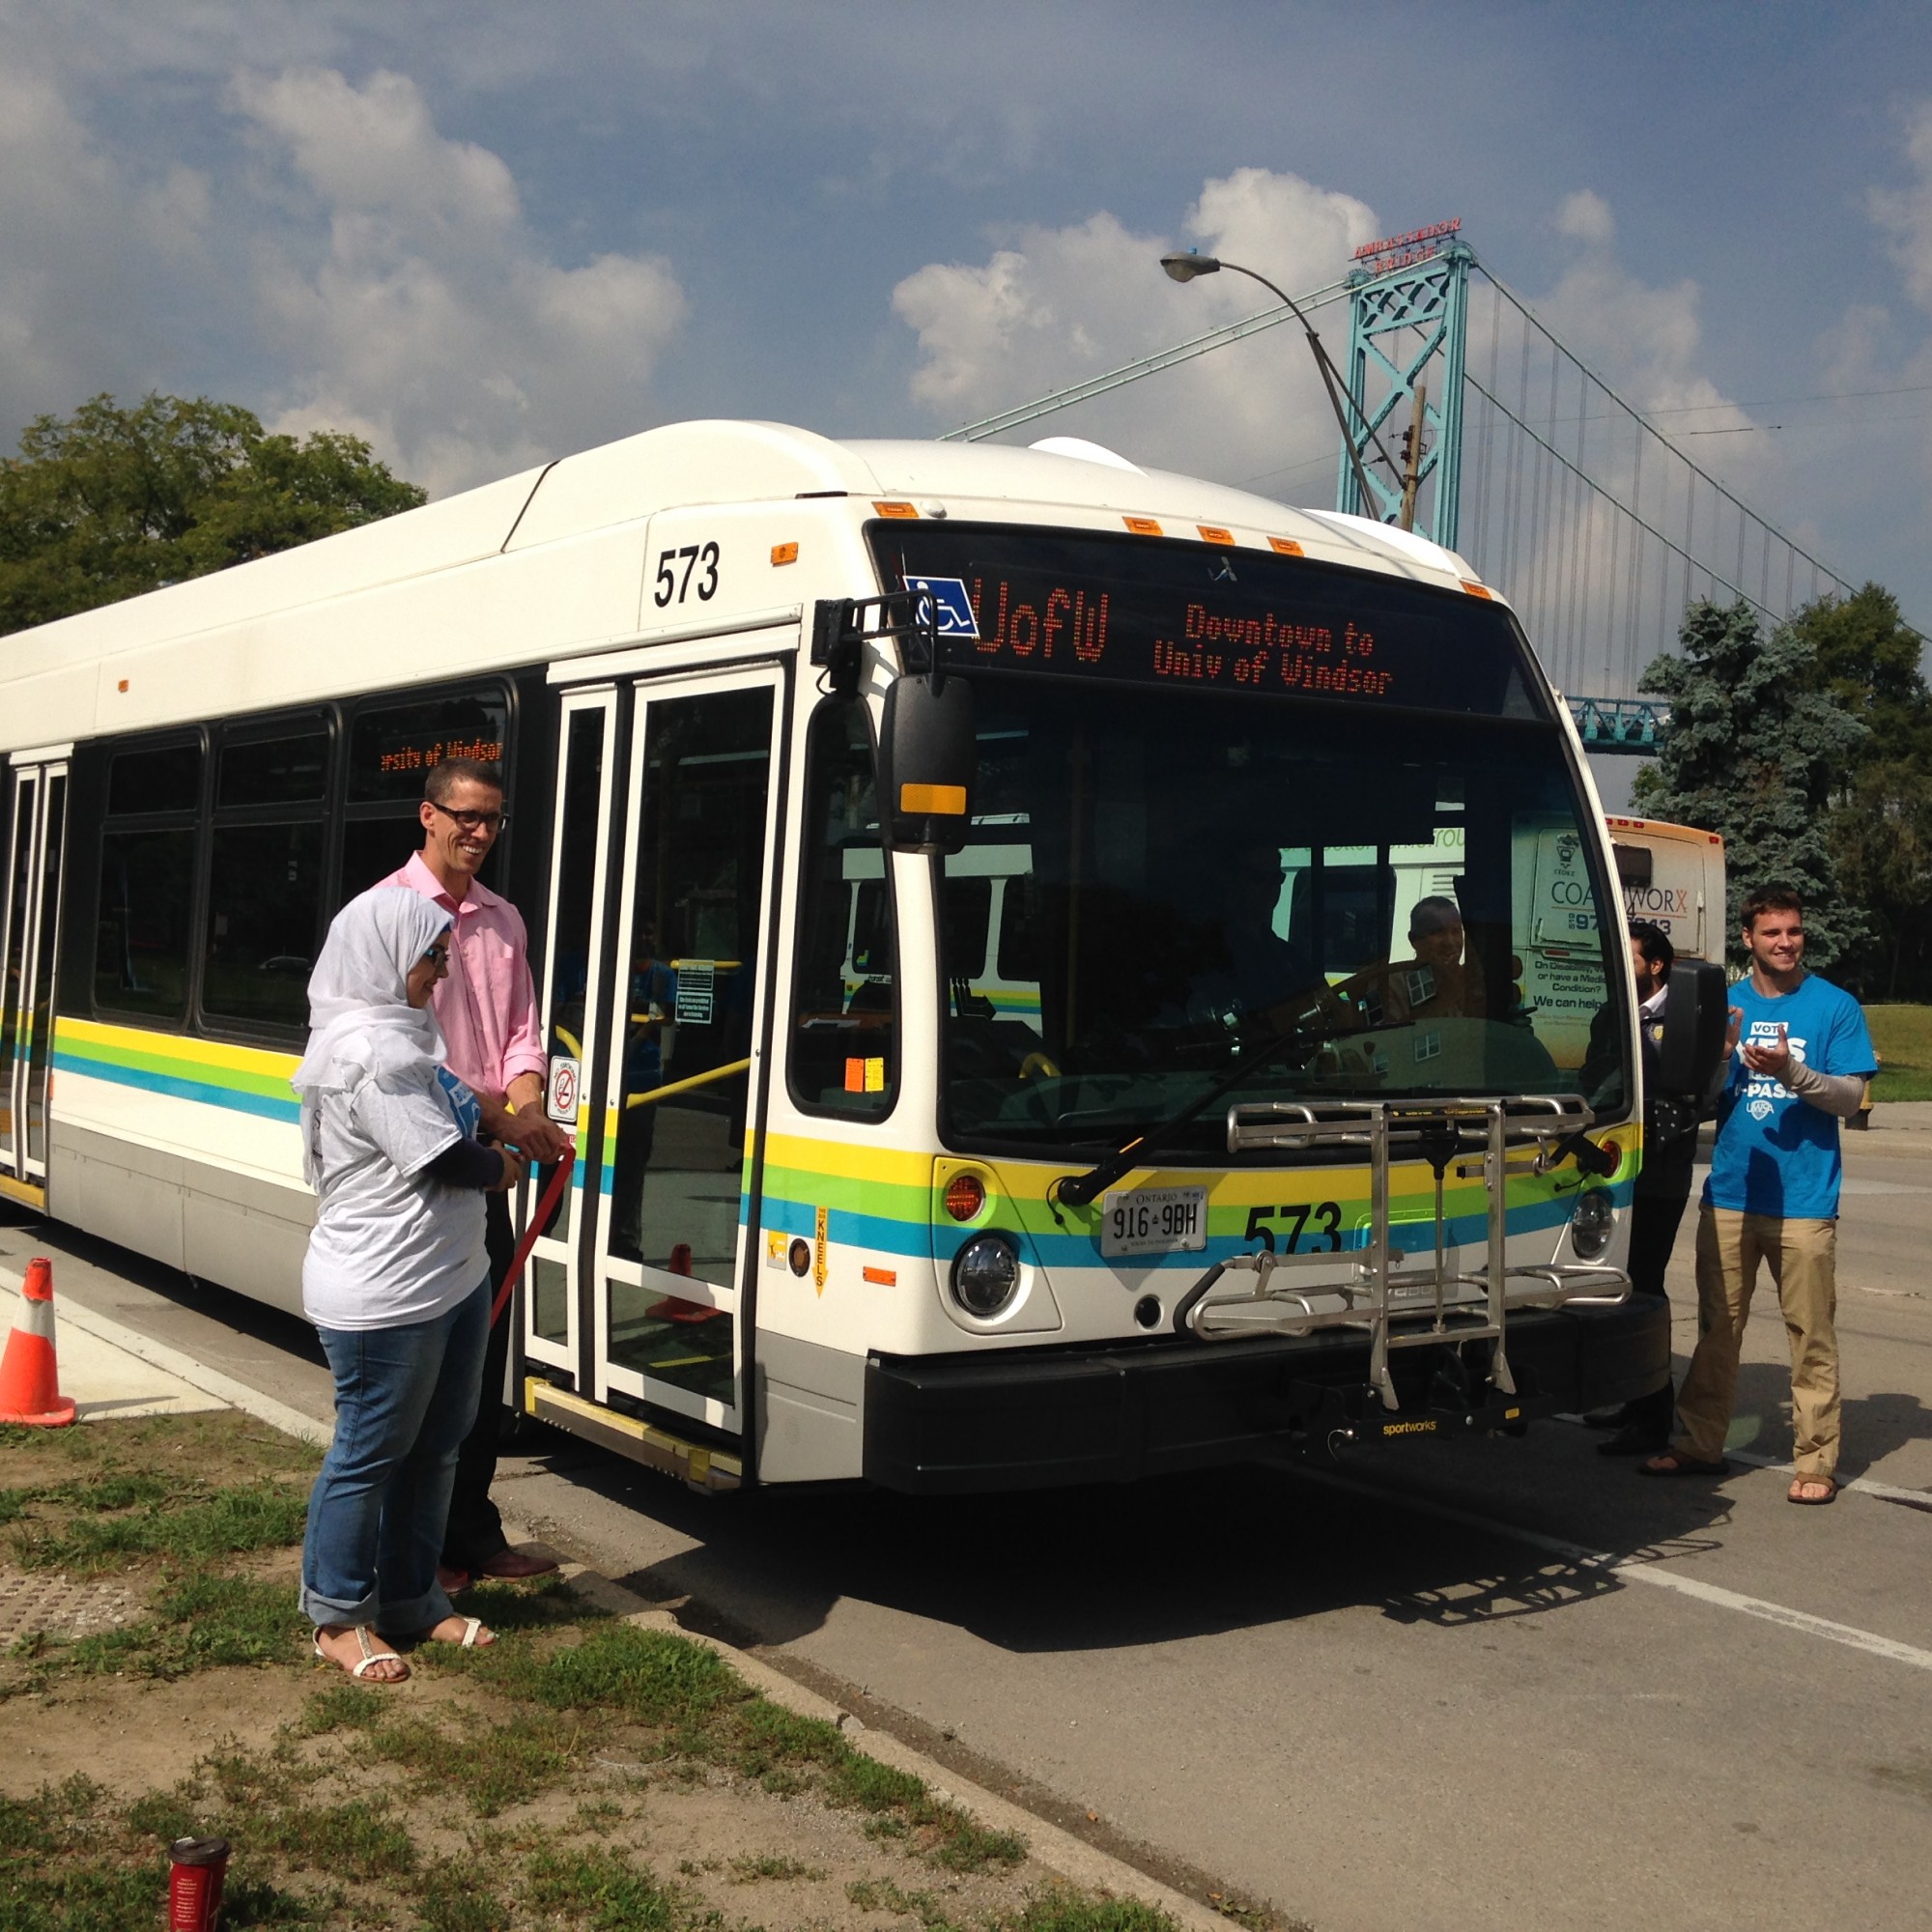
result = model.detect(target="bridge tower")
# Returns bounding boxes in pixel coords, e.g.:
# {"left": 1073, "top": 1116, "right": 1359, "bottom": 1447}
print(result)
{"left": 1335, "top": 222, "right": 1472, "bottom": 551}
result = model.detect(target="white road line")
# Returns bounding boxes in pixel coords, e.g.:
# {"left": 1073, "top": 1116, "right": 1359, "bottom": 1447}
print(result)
{"left": 1720, "top": 1447, "right": 1932, "bottom": 1507}
{"left": 1556, "top": 1414, "right": 1932, "bottom": 1508}
{"left": 1293, "top": 1464, "right": 1932, "bottom": 1673}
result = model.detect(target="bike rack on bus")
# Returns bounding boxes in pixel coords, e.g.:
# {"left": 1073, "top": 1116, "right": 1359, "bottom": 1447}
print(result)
{"left": 1172, "top": 1094, "right": 1630, "bottom": 1414}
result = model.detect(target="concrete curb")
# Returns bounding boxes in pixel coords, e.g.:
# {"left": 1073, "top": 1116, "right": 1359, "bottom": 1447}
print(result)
{"left": 561, "top": 1565, "right": 1231, "bottom": 1932}
{"left": 0, "top": 1261, "right": 333, "bottom": 1450}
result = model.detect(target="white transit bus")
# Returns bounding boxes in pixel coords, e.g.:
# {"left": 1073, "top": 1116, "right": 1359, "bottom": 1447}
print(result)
{"left": 0, "top": 420, "right": 1682, "bottom": 1492}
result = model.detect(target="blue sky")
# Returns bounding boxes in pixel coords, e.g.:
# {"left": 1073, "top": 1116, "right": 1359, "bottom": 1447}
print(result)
{"left": 7, "top": 1, "right": 1932, "bottom": 639}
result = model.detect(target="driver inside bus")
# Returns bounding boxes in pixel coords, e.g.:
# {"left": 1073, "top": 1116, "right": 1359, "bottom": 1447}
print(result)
{"left": 1378, "top": 895, "right": 1484, "bottom": 1022}
{"left": 1206, "top": 837, "right": 1311, "bottom": 1027}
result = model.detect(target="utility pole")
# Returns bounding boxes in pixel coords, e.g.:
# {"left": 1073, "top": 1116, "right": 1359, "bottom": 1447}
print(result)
{"left": 1399, "top": 378, "right": 1428, "bottom": 532}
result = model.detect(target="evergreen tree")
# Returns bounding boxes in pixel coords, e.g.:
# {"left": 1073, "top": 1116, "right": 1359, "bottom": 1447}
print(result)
{"left": 1631, "top": 598, "right": 1871, "bottom": 972}
{"left": 0, "top": 393, "right": 424, "bottom": 636}
{"left": 1785, "top": 584, "right": 1932, "bottom": 995}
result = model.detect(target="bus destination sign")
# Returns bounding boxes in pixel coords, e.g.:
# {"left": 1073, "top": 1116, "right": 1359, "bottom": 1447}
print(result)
{"left": 959, "top": 573, "right": 1395, "bottom": 700}
{"left": 870, "top": 525, "right": 1541, "bottom": 721}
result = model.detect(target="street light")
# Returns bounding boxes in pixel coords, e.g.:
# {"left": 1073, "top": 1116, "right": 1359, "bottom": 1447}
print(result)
{"left": 1158, "top": 252, "right": 1401, "bottom": 523}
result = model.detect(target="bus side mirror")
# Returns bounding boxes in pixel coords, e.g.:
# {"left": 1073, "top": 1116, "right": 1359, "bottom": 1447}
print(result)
{"left": 878, "top": 673, "right": 975, "bottom": 856}
{"left": 1657, "top": 960, "right": 1728, "bottom": 1099}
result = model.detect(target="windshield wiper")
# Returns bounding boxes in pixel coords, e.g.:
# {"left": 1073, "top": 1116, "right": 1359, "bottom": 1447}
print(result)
{"left": 1052, "top": 1013, "right": 1410, "bottom": 1207}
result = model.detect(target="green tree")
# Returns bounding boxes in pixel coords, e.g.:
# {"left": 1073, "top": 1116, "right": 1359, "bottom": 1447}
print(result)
{"left": 1796, "top": 582, "right": 1932, "bottom": 763}
{"left": 0, "top": 392, "right": 425, "bottom": 636}
{"left": 1773, "top": 583, "right": 1932, "bottom": 995}
{"left": 1828, "top": 757, "right": 1932, "bottom": 997}
{"left": 1631, "top": 597, "right": 1871, "bottom": 972}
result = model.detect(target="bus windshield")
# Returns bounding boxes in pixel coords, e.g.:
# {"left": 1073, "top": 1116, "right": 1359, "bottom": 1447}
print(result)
{"left": 867, "top": 527, "right": 1630, "bottom": 1160}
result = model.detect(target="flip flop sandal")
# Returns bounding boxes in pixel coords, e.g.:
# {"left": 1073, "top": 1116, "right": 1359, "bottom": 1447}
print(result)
{"left": 313, "top": 1625, "right": 410, "bottom": 1682}
{"left": 1636, "top": 1451, "right": 1731, "bottom": 1478}
{"left": 1787, "top": 1476, "right": 1838, "bottom": 1505}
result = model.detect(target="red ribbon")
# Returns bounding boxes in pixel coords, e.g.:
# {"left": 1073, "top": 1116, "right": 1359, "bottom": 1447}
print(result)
{"left": 491, "top": 1158, "right": 573, "bottom": 1329}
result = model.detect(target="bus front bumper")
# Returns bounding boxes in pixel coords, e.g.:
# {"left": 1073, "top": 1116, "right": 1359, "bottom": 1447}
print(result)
{"left": 862, "top": 1297, "right": 1669, "bottom": 1494}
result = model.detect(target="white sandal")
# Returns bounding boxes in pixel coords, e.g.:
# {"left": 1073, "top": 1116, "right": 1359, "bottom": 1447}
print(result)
{"left": 421, "top": 1613, "right": 494, "bottom": 1647}
{"left": 313, "top": 1624, "right": 411, "bottom": 1682}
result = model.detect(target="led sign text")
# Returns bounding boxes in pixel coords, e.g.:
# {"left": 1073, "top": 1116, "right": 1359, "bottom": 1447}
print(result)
{"left": 961, "top": 574, "right": 1399, "bottom": 702}
{"left": 377, "top": 734, "right": 504, "bottom": 777}
{"left": 870, "top": 525, "right": 1539, "bottom": 722}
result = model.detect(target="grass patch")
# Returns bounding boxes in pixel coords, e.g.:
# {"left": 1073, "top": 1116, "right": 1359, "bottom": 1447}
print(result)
{"left": 57, "top": 1572, "right": 305, "bottom": 1681}
{"left": 467, "top": 1618, "right": 744, "bottom": 1726}
{"left": 525, "top": 1842, "right": 687, "bottom": 1931}
{"left": 367, "top": 1704, "right": 595, "bottom": 1816}
{"left": 0, "top": 1409, "right": 320, "bottom": 1487}
{"left": 453, "top": 1620, "right": 1024, "bottom": 1874}
{"left": 0, "top": 1412, "right": 1211, "bottom": 1932}
{"left": 848, "top": 1875, "right": 970, "bottom": 1930}
{"left": 298, "top": 1678, "right": 387, "bottom": 1735}
{"left": 414, "top": 1857, "right": 515, "bottom": 1932}
{"left": 10, "top": 1478, "right": 308, "bottom": 1574}
{"left": 729, "top": 1851, "right": 825, "bottom": 1882}
{"left": 0, "top": 1774, "right": 331, "bottom": 1930}
{"left": 1001, "top": 1894, "right": 1183, "bottom": 1932}
{"left": 1867, "top": 1004, "right": 1932, "bottom": 1101}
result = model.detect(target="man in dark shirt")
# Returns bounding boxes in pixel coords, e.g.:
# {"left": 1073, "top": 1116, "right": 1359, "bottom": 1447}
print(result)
{"left": 1597, "top": 922, "right": 1698, "bottom": 1457}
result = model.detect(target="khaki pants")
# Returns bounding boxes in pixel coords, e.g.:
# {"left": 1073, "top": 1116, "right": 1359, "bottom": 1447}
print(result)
{"left": 1673, "top": 1207, "right": 1840, "bottom": 1478}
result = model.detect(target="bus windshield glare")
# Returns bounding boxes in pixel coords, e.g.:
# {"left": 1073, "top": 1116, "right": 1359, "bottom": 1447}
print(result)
{"left": 867, "top": 525, "right": 1630, "bottom": 1158}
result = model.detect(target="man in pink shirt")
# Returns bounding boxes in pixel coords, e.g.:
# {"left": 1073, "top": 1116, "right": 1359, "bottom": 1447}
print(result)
{"left": 383, "top": 757, "right": 574, "bottom": 1583}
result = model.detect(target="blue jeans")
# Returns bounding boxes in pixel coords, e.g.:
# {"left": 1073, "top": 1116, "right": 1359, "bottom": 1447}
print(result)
{"left": 300, "top": 1281, "right": 489, "bottom": 1634}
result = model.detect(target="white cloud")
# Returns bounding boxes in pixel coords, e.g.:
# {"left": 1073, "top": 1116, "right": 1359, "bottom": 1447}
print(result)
{"left": 232, "top": 66, "right": 687, "bottom": 495}
{"left": 891, "top": 167, "right": 1378, "bottom": 490}
{"left": 0, "top": 61, "right": 213, "bottom": 438}
{"left": 1553, "top": 189, "right": 1615, "bottom": 246}
{"left": 1526, "top": 193, "right": 1755, "bottom": 450}
{"left": 1869, "top": 99, "right": 1932, "bottom": 314}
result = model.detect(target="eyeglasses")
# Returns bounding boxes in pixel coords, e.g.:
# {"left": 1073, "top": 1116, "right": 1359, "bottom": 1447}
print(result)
{"left": 421, "top": 945, "right": 451, "bottom": 968}
{"left": 428, "top": 802, "right": 508, "bottom": 834}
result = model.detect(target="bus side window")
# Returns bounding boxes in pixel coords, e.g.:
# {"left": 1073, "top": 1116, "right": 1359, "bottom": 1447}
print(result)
{"left": 1612, "top": 842, "right": 1653, "bottom": 891}
{"left": 202, "top": 722, "right": 330, "bottom": 1032}
{"left": 94, "top": 739, "right": 204, "bottom": 1024}
{"left": 789, "top": 697, "right": 897, "bottom": 1118}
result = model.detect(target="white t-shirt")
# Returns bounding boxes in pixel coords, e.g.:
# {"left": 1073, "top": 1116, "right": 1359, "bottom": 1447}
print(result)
{"left": 302, "top": 1057, "right": 489, "bottom": 1332}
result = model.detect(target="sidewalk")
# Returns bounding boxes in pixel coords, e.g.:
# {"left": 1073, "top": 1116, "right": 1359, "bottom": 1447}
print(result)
{"left": 0, "top": 1257, "right": 327, "bottom": 1439}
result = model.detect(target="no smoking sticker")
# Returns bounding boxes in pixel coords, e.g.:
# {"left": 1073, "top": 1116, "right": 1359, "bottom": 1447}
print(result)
{"left": 546, "top": 1056, "right": 582, "bottom": 1124}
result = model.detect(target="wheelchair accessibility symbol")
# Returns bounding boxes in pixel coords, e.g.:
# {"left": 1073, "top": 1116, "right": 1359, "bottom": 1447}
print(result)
{"left": 904, "top": 575, "right": 979, "bottom": 639}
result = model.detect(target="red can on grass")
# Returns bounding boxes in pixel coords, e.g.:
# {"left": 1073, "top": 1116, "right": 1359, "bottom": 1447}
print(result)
{"left": 168, "top": 1835, "right": 230, "bottom": 1930}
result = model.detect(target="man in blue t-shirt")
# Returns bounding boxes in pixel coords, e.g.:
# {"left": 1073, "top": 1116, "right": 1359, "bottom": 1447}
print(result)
{"left": 1641, "top": 886, "right": 1874, "bottom": 1503}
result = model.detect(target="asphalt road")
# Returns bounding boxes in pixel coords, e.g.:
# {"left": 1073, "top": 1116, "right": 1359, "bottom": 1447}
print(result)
{"left": 6, "top": 1126, "right": 1930, "bottom": 1932}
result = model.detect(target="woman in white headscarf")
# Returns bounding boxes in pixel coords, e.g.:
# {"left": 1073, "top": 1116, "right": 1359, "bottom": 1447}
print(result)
{"left": 294, "top": 886, "right": 526, "bottom": 1683}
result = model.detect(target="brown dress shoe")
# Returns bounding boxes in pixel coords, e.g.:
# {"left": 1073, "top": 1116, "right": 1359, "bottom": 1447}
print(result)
{"left": 476, "top": 1547, "right": 559, "bottom": 1579}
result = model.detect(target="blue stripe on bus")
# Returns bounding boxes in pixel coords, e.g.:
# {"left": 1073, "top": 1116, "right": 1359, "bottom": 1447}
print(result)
{"left": 52, "top": 1051, "right": 301, "bottom": 1124}
{"left": 751, "top": 1182, "right": 1629, "bottom": 1268}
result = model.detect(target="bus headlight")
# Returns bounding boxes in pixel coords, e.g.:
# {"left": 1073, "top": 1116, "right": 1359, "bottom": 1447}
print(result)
{"left": 1571, "top": 1187, "right": 1615, "bottom": 1261}
{"left": 951, "top": 1234, "right": 1022, "bottom": 1318}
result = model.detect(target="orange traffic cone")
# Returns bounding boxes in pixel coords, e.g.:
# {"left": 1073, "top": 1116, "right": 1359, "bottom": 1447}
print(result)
{"left": 0, "top": 1257, "right": 77, "bottom": 1428}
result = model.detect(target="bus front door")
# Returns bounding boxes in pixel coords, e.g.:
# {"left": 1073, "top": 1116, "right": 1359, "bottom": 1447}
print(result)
{"left": 526, "top": 668, "right": 784, "bottom": 1450}
{"left": 0, "top": 758, "right": 68, "bottom": 1208}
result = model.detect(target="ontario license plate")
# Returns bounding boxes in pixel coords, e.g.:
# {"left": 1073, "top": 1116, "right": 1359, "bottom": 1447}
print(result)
{"left": 1100, "top": 1185, "right": 1208, "bottom": 1258}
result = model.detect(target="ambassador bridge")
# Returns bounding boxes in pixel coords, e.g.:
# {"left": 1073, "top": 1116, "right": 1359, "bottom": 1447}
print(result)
{"left": 940, "top": 220, "right": 1884, "bottom": 757}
